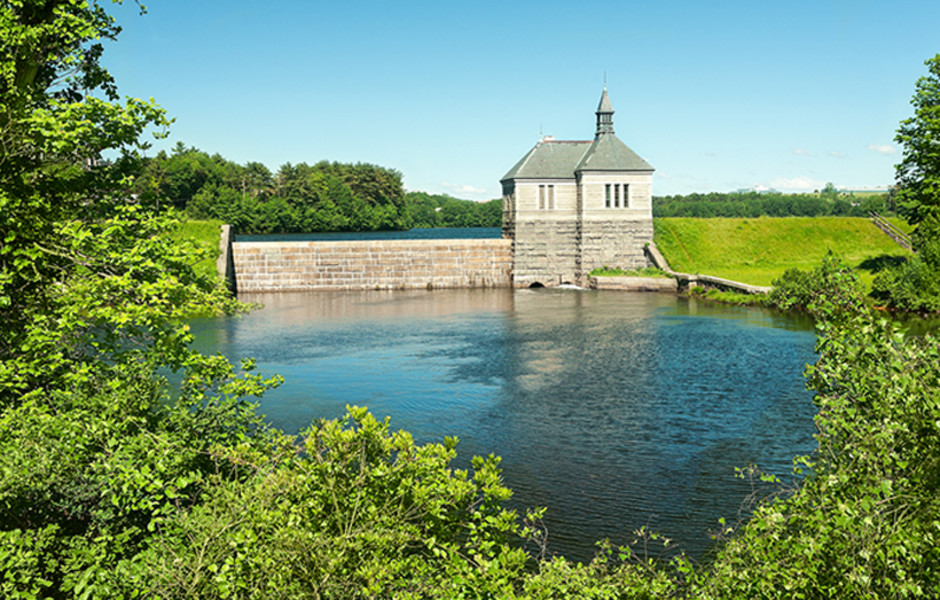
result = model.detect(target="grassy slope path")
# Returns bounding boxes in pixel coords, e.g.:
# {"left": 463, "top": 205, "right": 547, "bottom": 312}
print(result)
{"left": 653, "top": 217, "right": 911, "bottom": 287}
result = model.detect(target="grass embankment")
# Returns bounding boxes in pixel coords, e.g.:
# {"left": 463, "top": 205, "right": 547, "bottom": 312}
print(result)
{"left": 171, "top": 219, "right": 222, "bottom": 280}
{"left": 654, "top": 217, "right": 911, "bottom": 288}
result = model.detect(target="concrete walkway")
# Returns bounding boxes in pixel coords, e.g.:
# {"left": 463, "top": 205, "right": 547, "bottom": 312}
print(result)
{"left": 645, "top": 242, "right": 772, "bottom": 295}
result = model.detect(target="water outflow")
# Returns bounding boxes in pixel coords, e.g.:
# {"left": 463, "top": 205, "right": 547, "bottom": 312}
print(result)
{"left": 189, "top": 288, "right": 817, "bottom": 562}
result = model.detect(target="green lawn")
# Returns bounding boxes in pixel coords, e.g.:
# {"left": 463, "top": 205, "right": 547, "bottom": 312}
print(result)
{"left": 170, "top": 219, "right": 222, "bottom": 281}
{"left": 653, "top": 217, "right": 912, "bottom": 288}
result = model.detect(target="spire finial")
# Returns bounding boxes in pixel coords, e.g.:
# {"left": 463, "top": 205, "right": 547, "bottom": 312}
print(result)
{"left": 595, "top": 85, "right": 614, "bottom": 136}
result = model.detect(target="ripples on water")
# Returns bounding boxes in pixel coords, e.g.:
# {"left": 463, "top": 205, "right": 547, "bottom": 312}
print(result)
{"left": 190, "top": 288, "right": 818, "bottom": 562}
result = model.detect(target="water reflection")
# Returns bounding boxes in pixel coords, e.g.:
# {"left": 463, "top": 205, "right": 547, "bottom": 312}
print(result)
{"left": 190, "top": 288, "right": 817, "bottom": 562}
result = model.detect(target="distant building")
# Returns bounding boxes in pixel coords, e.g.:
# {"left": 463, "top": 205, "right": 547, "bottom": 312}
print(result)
{"left": 501, "top": 87, "right": 654, "bottom": 287}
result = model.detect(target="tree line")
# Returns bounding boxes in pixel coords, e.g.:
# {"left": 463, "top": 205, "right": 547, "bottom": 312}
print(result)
{"left": 653, "top": 186, "right": 895, "bottom": 218}
{"left": 132, "top": 144, "right": 502, "bottom": 233}
{"left": 137, "top": 144, "right": 903, "bottom": 230}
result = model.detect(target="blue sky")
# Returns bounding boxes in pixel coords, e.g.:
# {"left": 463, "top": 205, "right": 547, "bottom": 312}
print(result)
{"left": 104, "top": 0, "right": 940, "bottom": 199}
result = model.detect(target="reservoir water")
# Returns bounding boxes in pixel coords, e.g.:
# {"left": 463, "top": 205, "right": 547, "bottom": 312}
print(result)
{"left": 190, "top": 288, "right": 817, "bottom": 562}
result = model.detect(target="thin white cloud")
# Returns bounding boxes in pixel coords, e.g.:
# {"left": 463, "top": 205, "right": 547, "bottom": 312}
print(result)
{"left": 793, "top": 148, "right": 812, "bottom": 156}
{"left": 867, "top": 144, "right": 897, "bottom": 155}
{"left": 764, "top": 176, "right": 827, "bottom": 191}
{"left": 441, "top": 181, "right": 489, "bottom": 197}
{"left": 829, "top": 151, "right": 846, "bottom": 159}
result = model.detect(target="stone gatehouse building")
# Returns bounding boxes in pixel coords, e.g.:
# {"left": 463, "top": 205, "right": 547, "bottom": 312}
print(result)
{"left": 501, "top": 88, "right": 654, "bottom": 287}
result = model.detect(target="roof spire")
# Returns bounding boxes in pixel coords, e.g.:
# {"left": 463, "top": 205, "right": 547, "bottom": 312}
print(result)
{"left": 595, "top": 86, "right": 614, "bottom": 136}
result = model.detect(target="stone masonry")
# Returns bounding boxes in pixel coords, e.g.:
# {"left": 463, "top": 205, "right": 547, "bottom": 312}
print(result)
{"left": 509, "top": 219, "right": 580, "bottom": 285}
{"left": 578, "top": 219, "right": 653, "bottom": 275}
{"left": 232, "top": 239, "right": 513, "bottom": 292}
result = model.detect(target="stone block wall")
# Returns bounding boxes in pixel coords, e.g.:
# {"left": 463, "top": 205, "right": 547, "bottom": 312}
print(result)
{"left": 232, "top": 239, "right": 513, "bottom": 292}
{"left": 510, "top": 219, "right": 580, "bottom": 287}
{"left": 579, "top": 219, "right": 654, "bottom": 275}
{"left": 508, "top": 218, "right": 652, "bottom": 287}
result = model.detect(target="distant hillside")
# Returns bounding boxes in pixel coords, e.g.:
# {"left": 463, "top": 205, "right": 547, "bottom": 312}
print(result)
{"left": 653, "top": 217, "right": 911, "bottom": 287}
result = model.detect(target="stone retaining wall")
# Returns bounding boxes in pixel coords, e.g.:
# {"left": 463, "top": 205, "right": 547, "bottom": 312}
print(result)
{"left": 232, "top": 239, "right": 513, "bottom": 292}
{"left": 644, "top": 242, "right": 771, "bottom": 295}
{"left": 589, "top": 275, "right": 678, "bottom": 292}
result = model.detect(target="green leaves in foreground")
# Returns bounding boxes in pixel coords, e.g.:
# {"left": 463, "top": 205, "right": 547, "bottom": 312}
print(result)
{"left": 131, "top": 407, "right": 536, "bottom": 598}
{"left": 693, "top": 274, "right": 940, "bottom": 599}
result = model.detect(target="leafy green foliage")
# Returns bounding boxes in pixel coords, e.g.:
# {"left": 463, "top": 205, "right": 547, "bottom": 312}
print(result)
{"left": 688, "top": 267, "right": 940, "bottom": 599}
{"left": 870, "top": 238, "right": 940, "bottom": 312}
{"left": 869, "top": 54, "right": 940, "bottom": 313}
{"left": 0, "top": 3, "right": 280, "bottom": 597}
{"left": 128, "top": 407, "right": 545, "bottom": 599}
{"left": 767, "top": 253, "right": 864, "bottom": 312}
{"left": 404, "top": 191, "right": 502, "bottom": 229}
{"left": 140, "top": 147, "right": 411, "bottom": 233}
{"left": 136, "top": 146, "right": 503, "bottom": 234}
{"left": 699, "top": 288, "right": 764, "bottom": 306}
{"left": 895, "top": 54, "right": 940, "bottom": 238}
{"left": 169, "top": 218, "right": 222, "bottom": 280}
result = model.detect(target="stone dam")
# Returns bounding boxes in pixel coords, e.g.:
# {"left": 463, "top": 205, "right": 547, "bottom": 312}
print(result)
{"left": 229, "top": 235, "right": 513, "bottom": 293}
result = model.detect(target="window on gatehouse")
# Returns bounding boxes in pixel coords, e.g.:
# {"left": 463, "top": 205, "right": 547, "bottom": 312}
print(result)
{"left": 539, "top": 184, "right": 555, "bottom": 210}
{"left": 603, "top": 183, "right": 631, "bottom": 208}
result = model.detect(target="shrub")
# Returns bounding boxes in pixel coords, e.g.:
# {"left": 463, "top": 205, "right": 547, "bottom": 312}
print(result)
{"left": 692, "top": 276, "right": 940, "bottom": 598}
{"left": 703, "top": 289, "right": 764, "bottom": 306}
{"left": 767, "top": 253, "right": 864, "bottom": 312}
{"left": 871, "top": 228, "right": 940, "bottom": 313}
{"left": 127, "top": 407, "right": 545, "bottom": 599}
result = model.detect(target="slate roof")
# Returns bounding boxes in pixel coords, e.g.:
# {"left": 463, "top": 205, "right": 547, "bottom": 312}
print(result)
{"left": 501, "top": 135, "right": 653, "bottom": 182}
{"left": 501, "top": 140, "right": 590, "bottom": 181}
{"left": 575, "top": 134, "right": 654, "bottom": 172}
